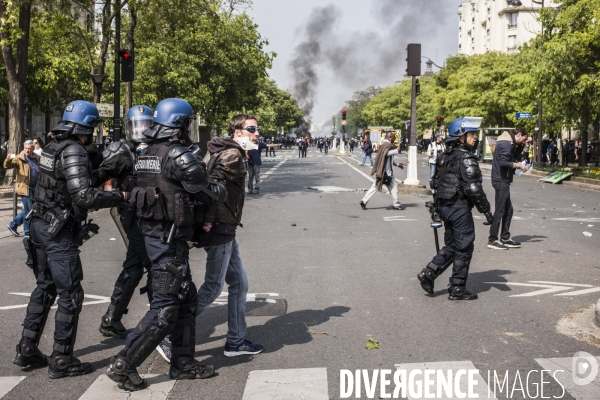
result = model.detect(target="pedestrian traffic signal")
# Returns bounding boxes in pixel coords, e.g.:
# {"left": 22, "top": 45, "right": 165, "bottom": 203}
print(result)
{"left": 416, "top": 79, "right": 421, "bottom": 96}
{"left": 436, "top": 116, "right": 444, "bottom": 127}
{"left": 342, "top": 109, "right": 347, "bottom": 120}
{"left": 406, "top": 43, "right": 421, "bottom": 76}
{"left": 120, "top": 50, "right": 134, "bottom": 82}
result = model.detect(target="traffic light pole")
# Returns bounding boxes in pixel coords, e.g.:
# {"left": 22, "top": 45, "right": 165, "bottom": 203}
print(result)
{"left": 113, "top": 0, "right": 121, "bottom": 142}
{"left": 404, "top": 76, "right": 420, "bottom": 186}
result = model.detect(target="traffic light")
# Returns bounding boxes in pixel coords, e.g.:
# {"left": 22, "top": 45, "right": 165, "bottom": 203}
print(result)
{"left": 416, "top": 79, "right": 421, "bottom": 96}
{"left": 436, "top": 116, "right": 444, "bottom": 127}
{"left": 120, "top": 50, "right": 134, "bottom": 82}
{"left": 341, "top": 109, "right": 347, "bottom": 120}
{"left": 406, "top": 43, "right": 421, "bottom": 76}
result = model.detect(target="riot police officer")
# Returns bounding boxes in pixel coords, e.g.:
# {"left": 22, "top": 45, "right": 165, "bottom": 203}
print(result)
{"left": 15, "top": 101, "right": 123, "bottom": 377}
{"left": 107, "top": 98, "right": 225, "bottom": 391}
{"left": 417, "top": 118, "right": 494, "bottom": 300}
{"left": 97, "top": 105, "right": 154, "bottom": 338}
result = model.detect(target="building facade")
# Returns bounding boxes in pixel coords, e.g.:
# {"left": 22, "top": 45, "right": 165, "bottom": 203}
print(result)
{"left": 458, "top": 0, "right": 557, "bottom": 55}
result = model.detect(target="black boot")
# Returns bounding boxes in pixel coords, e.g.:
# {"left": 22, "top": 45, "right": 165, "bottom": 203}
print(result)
{"left": 14, "top": 341, "right": 47, "bottom": 369}
{"left": 106, "top": 355, "right": 147, "bottom": 391}
{"left": 417, "top": 263, "right": 440, "bottom": 294}
{"left": 448, "top": 278, "right": 478, "bottom": 300}
{"left": 99, "top": 303, "right": 127, "bottom": 338}
{"left": 47, "top": 354, "right": 93, "bottom": 379}
{"left": 170, "top": 356, "right": 214, "bottom": 380}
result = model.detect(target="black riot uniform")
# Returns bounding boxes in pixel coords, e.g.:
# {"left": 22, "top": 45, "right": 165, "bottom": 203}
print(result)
{"left": 417, "top": 139, "right": 493, "bottom": 300}
{"left": 95, "top": 139, "right": 153, "bottom": 338}
{"left": 107, "top": 98, "right": 224, "bottom": 391}
{"left": 15, "top": 101, "right": 123, "bottom": 378}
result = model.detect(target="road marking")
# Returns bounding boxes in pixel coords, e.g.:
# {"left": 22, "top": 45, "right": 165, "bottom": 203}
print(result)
{"left": 486, "top": 281, "right": 600, "bottom": 297}
{"left": 393, "top": 361, "right": 497, "bottom": 400}
{"left": 261, "top": 160, "right": 286, "bottom": 181}
{"left": 536, "top": 356, "right": 600, "bottom": 400}
{"left": 78, "top": 374, "right": 175, "bottom": 400}
{"left": 213, "top": 292, "right": 279, "bottom": 306}
{"left": 384, "top": 216, "right": 417, "bottom": 222}
{"left": 242, "top": 368, "right": 328, "bottom": 400}
{"left": 0, "top": 293, "right": 111, "bottom": 311}
{"left": 336, "top": 157, "right": 374, "bottom": 183}
{"left": 553, "top": 217, "right": 600, "bottom": 222}
{"left": 554, "top": 287, "right": 600, "bottom": 296}
{"left": 0, "top": 376, "right": 25, "bottom": 398}
{"left": 529, "top": 281, "right": 593, "bottom": 288}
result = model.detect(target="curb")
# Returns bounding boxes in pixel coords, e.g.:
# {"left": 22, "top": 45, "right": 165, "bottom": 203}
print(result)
{"left": 596, "top": 299, "right": 600, "bottom": 328}
{"left": 0, "top": 190, "right": 14, "bottom": 199}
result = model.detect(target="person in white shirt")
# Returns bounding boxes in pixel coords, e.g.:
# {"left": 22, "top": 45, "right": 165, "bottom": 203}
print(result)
{"left": 427, "top": 133, "right": 445, "bottom": 188}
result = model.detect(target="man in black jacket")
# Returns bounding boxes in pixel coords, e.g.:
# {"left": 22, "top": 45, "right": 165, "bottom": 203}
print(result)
{"left": 488, "top": 126, "right": 528, "bottom": 250}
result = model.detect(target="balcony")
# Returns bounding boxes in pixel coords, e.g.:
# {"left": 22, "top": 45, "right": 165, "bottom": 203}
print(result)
{"left": 508, "top": 23, "right": 518, "bottom": 29}
{"left": 507, "top": 46, "right": 518, "bottom": 52}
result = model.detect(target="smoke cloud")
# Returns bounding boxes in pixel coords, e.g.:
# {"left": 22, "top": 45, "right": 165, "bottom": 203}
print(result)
{"left": 289, "top": 0, "right": 453, "bottom": 129}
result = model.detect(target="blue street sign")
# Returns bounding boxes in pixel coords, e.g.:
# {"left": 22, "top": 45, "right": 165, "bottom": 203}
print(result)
{"left": 516, "top": 112, "right": 534, "bottom": 119}
{"left": 406, "top": 120, "right": 411, "bottom": 127}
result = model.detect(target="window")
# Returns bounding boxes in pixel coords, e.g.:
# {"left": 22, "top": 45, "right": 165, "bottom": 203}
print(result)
{"left": 508, "top": 13, "right": 518, "bottom": 28}
{"left": 508, "top": 35, "right": 517, "bottom": 50}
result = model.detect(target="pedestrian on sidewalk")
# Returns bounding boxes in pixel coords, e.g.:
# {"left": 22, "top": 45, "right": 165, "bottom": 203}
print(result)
{"left": 359, "top": 132, "right": 405, "bottom": 210}
{"left": 247, "top": 130, "right": 278, "bottom": 194}
{"left": 3, "top": 140, "right": 39, "bottom": 237}
{"left": 361, "top": 134, "right": 374, "bottom": 166}
{"left": 488, "top": 126, "right": 528, "bottom": 250}
{"left": 427, "top": 133, "right": 445, "bottom": 188}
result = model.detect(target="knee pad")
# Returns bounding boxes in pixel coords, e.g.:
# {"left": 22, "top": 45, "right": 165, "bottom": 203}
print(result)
{"left": 152, "top": 263, "right": 187, "bottom": 297}
{"left": 157, "top": 305, "right": 180, "bottom": 328}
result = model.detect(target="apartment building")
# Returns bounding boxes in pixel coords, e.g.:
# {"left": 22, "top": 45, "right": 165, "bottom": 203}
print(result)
{"left": 458, "top": 0, "right": 557, "bottom": 55}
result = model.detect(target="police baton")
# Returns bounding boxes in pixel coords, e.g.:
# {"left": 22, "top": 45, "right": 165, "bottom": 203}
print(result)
{"left": 425, "top": 201, "right": 442, "bottom": 253}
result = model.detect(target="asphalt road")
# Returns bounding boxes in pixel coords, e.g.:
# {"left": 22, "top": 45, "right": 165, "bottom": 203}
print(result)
{"left": 0, "top": 147, "right": 598, "bottom": 399}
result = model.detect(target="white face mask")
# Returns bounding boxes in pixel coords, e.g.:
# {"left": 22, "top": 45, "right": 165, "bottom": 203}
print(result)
{"left": 236, "top": 136, "right": 258, "bottom": 150}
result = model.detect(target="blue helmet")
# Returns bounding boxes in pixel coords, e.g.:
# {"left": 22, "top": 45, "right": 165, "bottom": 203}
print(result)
{"left": 125, "top": 105, "right": 154, "bottom": 142}
{"left": 144, "top": 98, "right": 194, "bottom": 141}
{"left": 51, "top": 100, "right": 101, "bottom": 138}
{"left": 447, "top": 117, "right": 482, "bottom": 141}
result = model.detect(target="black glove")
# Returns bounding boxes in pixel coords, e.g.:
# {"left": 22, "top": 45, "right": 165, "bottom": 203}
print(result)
{"left": 483, "top": 212, "right": 494, "bottom": 225}
{"left": 75, "top": 219, "right": 100, "bottom": 246}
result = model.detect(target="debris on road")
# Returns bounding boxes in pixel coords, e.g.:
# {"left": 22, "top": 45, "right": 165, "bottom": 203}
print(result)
{"left": 583, "top": 232, "right": 593, "bottom": 237}
{"left": 304, "top": 323, "right": 330, "bottom": 336}
{"left": 365, "top": 338, "right": 379, "bottom": 350}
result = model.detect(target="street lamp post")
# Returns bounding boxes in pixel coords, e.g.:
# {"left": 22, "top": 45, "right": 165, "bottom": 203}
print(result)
{"left": 532, "top": 0, "right": 545, "bottom": 164}
{"left": 90, "top": 74, "right": 106, "bottom": 145}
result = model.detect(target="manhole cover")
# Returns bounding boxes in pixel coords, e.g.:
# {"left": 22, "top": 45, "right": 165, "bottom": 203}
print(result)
{"left": 306, "top": 186, "right": 355, "bottom": 192}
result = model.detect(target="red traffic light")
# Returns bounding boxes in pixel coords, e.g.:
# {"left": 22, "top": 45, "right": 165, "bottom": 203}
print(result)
{"left": 120, "top": 50, "right": 131, "bottom": 59}
{"left": 342, "top": 109, "right": 346, "bottom": 114}
{"left": 437, "top": 116, "right": 441, "bottom": 121}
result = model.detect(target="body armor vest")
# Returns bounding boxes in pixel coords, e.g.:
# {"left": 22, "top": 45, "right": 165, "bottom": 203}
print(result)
{"left": 132, "top": 141, "right": 196, "bottom": 240}
{"left": 34, "top": 139, "right": 78, "bottom": 211}
{"left": 433, "top": 147, "right": 468, "bottom": 201}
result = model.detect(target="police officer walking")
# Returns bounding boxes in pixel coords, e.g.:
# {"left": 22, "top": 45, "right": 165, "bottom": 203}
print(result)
{"left": 97, "top": 105, "right": 155, "bottom": 338}
{"left": 15, "top": 101, "right": 123, "bottom": 377}
{"left": 107, "top": 98, "right": 224, "bottom": 391}
{"left": 417, "top": 118, "right": 494, "bottom": 300}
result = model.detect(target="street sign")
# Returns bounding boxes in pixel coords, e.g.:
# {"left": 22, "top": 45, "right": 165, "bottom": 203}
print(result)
{"left": 96, "top": 103, "right": 124, "bottom": 118}
{"left": 516, "top": 112, "right": 534, "bottom": 119}
{"left": 405, "top": 120, "right": 411, "bottom": 127}
{"left": 341, "top": 120, "right": 347, "bottom": 126}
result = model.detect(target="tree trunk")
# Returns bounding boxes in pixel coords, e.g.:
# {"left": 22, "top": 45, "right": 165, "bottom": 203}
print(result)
{"left": 0, "top": 1, "right": 32, "bottom": 185}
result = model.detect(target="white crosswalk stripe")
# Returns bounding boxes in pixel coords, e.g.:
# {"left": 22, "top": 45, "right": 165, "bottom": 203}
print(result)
{"left": 1, "top": 357, "right": 593, "bottom": 399}
{"left": 243, "top": 368, "right": 328, "bottom": 400}
{"left": 536, "top": 356, "right": 600, "bottom": 400}
{"left": 78, "top": 374, "right": 175, "bottom": 400}
{"left": 0, "top": 376, "right": 25, "bottom": 398}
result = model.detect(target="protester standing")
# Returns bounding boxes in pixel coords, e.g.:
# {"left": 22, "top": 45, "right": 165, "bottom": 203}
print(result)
{"left": 361, "top": 134, "right": 373, "bottom": 166}
{"left": 488, "top": 126, "right": 529, "bottom": 250}
{"left": 427, "top": 133, "right": 445, "bottom": 188}
{"left": 4, "top": 140, "right": 39, "bottom": 237}
{"left": 32, "top": 137, "right": 45, "bottom": 156}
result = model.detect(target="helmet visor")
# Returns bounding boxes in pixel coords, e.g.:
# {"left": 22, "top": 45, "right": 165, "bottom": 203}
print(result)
{"left": 125, "top": 116, "right": 153, "bottom": 142}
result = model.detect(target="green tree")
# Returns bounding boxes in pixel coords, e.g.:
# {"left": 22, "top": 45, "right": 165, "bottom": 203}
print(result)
{"left": 248, "top": 79, "right": 303, "bottom": 136}
{"left": 342, "top": 87, "right": 382, "bottom": 136}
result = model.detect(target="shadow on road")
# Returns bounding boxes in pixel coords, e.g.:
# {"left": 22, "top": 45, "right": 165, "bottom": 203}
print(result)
{"left": 194, "top": 305, "right": 351, "bottom": 369}
{"left": 512, "top": 234, "right": 547, "bottom": 243}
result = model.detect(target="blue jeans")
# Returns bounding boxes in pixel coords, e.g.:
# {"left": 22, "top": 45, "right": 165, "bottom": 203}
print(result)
{"left": 362, "top": 152, "right": 373, "bottom": 166}
{"left": 429, "top": 164, "right": 436, "bottom": 187}
{"left": 10, "top": 187, "right": 33, "bottom": 235}
{"left": 197, "top": 239, "right": 248, "bottom": 345}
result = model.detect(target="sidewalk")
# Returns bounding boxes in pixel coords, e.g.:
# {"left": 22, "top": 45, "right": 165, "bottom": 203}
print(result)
{"left": 0, "top": 195, "right": 23, "bottom": 239}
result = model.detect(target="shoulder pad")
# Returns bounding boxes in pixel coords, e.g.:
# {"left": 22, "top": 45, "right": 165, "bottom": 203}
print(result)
{"left": 102, "top": 140, "right": 132, "bottom": 161}
{"left": 62, "top": 142, "right": 88, "bottom": 157}
{"left": 169, "top": 146, "right": 201, "bottom": 171}
{"left": 461, "top": 151, "right": 477, "bottom": 159}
